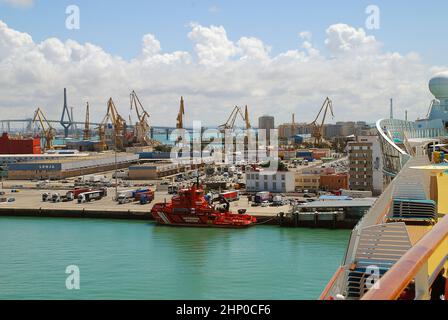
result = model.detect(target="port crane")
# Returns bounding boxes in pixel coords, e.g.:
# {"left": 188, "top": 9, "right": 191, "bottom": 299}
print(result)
{"left": 176, "top": 97, "right": 185, "bottom": 129}
{"left": 130, "top": 91, "right": 151, "bottom": 146}
{"left": 32, "top": 108, "right": 56, "bottom": 151}
{"left": 307, "top": 97, "right": 334, "bottom": 146}
{"left": 97, "top": 98, "right": 127, "bottom": 151}
{"left": 244, "top": 105, "right": 252, "bottom": 130}
{"left": 83, "top": 102, "right": 91, "bottom": 141}
{"left": 218, "top": 105, "right": 251, "bottom": 132}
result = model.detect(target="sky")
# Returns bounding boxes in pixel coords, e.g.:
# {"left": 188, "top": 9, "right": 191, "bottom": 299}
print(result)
{"left": 0, "top": 0, "right": 447, "bottom": 127}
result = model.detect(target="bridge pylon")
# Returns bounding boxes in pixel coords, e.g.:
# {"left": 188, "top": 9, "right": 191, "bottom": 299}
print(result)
{"left": 60, "top": 88, "right": 73, "bottom": 138}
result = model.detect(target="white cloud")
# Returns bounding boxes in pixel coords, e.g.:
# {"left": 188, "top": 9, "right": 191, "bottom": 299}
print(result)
{"left": 237, "top": 37, "right": 271, "bottom": 63}
{"left": 188, "top": 22, "right": 239, "bottom": 66}
{"left": 0, "top": 20, "right": 444, "bottom": 128}
{"left": 1, "top": 0, "right": 33, "bottom": 8}
{"left": 325, "top": 23, "right": 380, "bottom": 57}
{"left": 299, "top": 31, "right": 312, "bottom": 41}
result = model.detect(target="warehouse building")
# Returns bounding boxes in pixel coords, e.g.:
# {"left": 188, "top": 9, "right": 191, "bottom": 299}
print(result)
{"left": 128, "top": 161, "right": 208, "bottom": 180}
{"left": 7, "top": 153, "right": 139, "bottom": 180}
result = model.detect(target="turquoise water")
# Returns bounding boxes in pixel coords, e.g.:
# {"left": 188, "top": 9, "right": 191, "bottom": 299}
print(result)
{"left": 0, "top": 217, "right": 350, "bottom": 300}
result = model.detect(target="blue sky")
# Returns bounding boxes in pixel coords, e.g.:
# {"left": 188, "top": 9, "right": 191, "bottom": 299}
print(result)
{"left": 0, "top": 0, "right": 446, "bottom": 65}
{"left": 0, "top": 0, "right": 446, "bottom": 125}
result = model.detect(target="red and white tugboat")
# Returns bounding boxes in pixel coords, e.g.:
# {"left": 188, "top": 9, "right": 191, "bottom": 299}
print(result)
{"left": 151, "top": 181, "right": 257, "bottom": 228}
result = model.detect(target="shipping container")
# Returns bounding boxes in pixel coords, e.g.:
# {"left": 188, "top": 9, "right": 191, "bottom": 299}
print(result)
{"left": 219, "top": 190, "right": 240, "bottom": 202}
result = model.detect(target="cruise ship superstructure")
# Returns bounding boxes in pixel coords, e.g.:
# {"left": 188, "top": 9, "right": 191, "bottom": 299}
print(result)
{"left": 321, "top": 72, "right": 448, "bottom": 300}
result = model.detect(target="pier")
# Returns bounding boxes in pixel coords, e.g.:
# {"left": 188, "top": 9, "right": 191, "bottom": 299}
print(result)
{"left": 0, "top": 186, "right": 280, "bottom": 225}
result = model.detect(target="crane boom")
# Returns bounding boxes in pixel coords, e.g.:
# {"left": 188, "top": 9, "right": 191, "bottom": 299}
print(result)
{"left": 308, "top": 97, "right": 334, "bottom": 146}
{"left": 176, "top": 97, "right": 185, "bottom": 129}
{"left": 130, "top": 90, "right": 151, "bottom": 146}
{"left": 83, "top": 102, "right": 90, "bottom": 140}
{"left": 107, "top": 98, "right": 127, "bottom": 150}
{"left": 96, "top": 98, "right": 127, "bottom": 151}
{"left": 32, "top": 107, "right": 55, "bottom": 151}
{"left": 219, "top": 106, "right": 250, "bottom": 131}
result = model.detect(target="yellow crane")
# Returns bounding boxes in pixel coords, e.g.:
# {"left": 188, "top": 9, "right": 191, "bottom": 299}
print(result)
{"left": 308, "top": 97, "right": 334, "bottom": 146}
{"left": 218, "top": 106, "right": 247, "bottom": 132}
{"left": 83, "top": 102, "right": 91, "bottom": 141}
{"left": 32, "top": 107, "right": 56, "bottom": 151}
{"left": 176, "top": 96, "right": 185, "bottom": 129}
{"left": 130, "top": 90, "right": 151, "bottom": 146}
{"left": 97, "top": 98, "right": 127, "bottom": 151}
{"left": 244, "top": 105, "right": 251, "bottom": 130}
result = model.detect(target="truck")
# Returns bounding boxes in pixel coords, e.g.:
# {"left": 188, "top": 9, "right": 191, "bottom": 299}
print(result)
{"left": 134, "top": 188, "right": 154, "bottom": 203}
{"left": 117, "top": 190, "right": 135, "bottom": 204}
{"left": 117, "top": 188, "right": 155, "bottom": 204}
{"left": 135, "top": 188, "right": 155, "bottom": 205}
{"left": 65, "top": 187, "right": 92, "bottom": 201}
{"left": 77, "top": 188, "right": 107, "bottom": 204}
{"left": 51, "top": 193, "right": 62, "bottom": 202}
{"left": 272, "top": 195, "right": 284, "bottom": 206}
{"left": 42, "top": 192, "right": 51, "bottom": 202}
{"left": 168, "top": 185, "right": 179, "bottom": 195}
{"left": 254, "top": 191, "right": 271, "bottom": 204}
{"left": 219, "top": 190, "right": 240, "bottom": 202}
{"left": 112, "top": 170, "right": 128, "bottom": 179}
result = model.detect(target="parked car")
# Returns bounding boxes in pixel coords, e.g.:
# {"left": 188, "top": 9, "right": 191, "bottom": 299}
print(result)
{"left": 42, "top": 193, "right": 51, "bottom": 202}
{"left": 261, "top": 201, "right": 270, "bottom": 207}
{"left": 51, "top": 193, "right": 62, "bottom": 203}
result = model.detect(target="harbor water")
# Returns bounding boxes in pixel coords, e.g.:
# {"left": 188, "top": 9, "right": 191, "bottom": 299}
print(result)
{"left": 0, "top": 217, "right": 350, "bottom": 300}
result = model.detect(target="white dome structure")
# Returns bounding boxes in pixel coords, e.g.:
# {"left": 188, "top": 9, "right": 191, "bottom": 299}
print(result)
{"left": 429, "top": 71, "right": 448, "bottom": 99}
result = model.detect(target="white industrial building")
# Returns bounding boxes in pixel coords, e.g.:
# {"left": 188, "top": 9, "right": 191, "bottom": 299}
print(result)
{"left": 245, "top": 168, "right": 295, "bottom": 193}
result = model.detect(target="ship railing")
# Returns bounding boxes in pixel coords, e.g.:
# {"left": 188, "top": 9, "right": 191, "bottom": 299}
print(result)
{"left": 319, "top": 266, "right": 345, "bottom": 300}
{"left": 376, "top": 119, "right": 412, "bottom": 178}
{"left": 362, "top": 213, "right": 448, "bottom": 300}
{"left": 320, "top": 156, "right": 431, "bottom": 300}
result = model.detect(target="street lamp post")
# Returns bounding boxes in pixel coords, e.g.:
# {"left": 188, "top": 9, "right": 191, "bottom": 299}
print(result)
{"left": 115, "top": 147, "right": 118, "bottom": 199}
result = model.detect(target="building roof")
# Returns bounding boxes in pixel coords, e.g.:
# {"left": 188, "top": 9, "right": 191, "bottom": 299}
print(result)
{"left": 298, "top": 198, "right": 377, "bottom": 208}
{"left": 0, "top": 153, "right": 90, "bottom": 159}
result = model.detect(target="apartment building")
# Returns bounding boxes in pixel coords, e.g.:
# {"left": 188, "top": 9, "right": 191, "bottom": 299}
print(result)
{"left": 245, "top": 168, "right": 295, "bottom": 193}
{"left": 348, "top": 135, "right": 383, "bottom": 195}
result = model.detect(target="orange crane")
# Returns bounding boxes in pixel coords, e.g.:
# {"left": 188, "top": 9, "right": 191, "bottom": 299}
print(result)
{"left": 130, "top": 90, "right": 151, "bottom": 146}
{"left": 32, "top": 107, "right": 56, "bottom": 151}
{"left": 308, "top": 97, "right": 334, "bottom": 146}
{"left": 83, "top": 102, "right": 91, "bottom": 140}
